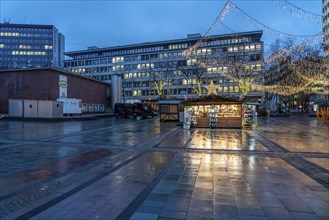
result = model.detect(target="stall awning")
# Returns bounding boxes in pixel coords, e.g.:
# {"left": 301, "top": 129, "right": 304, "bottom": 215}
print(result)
{"left": 156, "top": 100, "right": 183, "bottom": 105}
{"left": 244, "top": 102, "right": 262, "bottom": 106}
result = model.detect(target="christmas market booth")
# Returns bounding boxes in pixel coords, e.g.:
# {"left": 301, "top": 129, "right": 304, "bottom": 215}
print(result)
{"left": 184, "top": 96, "right": 243, "bottom": 128}
{"left": 157, "top": 100, "right": 184, "bottom": 122}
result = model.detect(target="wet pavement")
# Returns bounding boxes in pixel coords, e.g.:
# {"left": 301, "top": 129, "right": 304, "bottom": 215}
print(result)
{"left": 0, "top": 115, "right": 328, "bottom": 219}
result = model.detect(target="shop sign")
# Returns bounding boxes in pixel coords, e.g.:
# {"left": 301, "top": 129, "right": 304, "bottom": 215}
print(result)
{"left": 58, "top": 80, "right": 68, "bottom": 88}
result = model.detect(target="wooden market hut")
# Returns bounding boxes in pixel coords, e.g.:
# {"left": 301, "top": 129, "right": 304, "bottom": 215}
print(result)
{"left": 157, "top": 100, "right": 183, "bottom": 121}
{"left": 185, "top": 96, "right": 243, "bottom": 128}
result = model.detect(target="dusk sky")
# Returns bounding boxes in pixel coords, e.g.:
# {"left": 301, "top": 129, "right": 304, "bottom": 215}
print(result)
{"left": 0, "top": 0, "right": 322, "bottom": 54}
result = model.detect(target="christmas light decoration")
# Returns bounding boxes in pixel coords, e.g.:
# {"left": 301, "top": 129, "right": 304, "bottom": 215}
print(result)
{"left": 230, "top": 1, "right": 320, "bottom": 39}
{"left": 272, "top": 0, "right": 322, "bottom": 24}
{"left": 205, "top": 80, "right": 219, "bottom": 95}
{"left": 181, "top": 0, "right": 327, "bottom": 96}
{"left": 183, "top": 0, "right": 231, "bottom": 58}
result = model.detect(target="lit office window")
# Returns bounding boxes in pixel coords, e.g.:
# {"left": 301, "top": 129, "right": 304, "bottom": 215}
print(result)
{"left": 45, "top": 45, "right": 53, "bottom": 49}
{"left": 12, "top": 50, "right": 45, "bottom": 55}
{"left": 132, "top": 90, "right": 141, "bottom": 96}
{"left": 187, "top": 59, "right": 197, "bottom": 66}
{"left": 0, "top": 32, "right": 19, "bottom": 37}
{"left": 19, "top": 45, "right": 31, "bottom": 49}
{"left": 256, "top": 64, "right": 262, "bottom": 71}
{"left": 112, "top": 56, "right": 124, "bottom": 63}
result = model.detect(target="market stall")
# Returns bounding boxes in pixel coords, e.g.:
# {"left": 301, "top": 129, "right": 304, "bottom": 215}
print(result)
{"left": 157, "top": 100, "right": 183, "bottom": 121}
{"left": 184, "top": 96, "right": 243, "bottom": 128}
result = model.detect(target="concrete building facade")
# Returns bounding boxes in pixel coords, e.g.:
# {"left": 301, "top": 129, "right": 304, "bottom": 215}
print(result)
{"left": 64, "top": 31, "right": 264, "bottom": 106}
{"left": 324, "top": 0, "right": 329, "bottom": 58}
{"left": 0, "top": 23, "right": 65, "bottom": 69}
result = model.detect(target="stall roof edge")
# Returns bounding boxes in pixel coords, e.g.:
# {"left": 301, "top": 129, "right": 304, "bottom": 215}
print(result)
{"left": 156, "top": 100, "right": 183, "bottom": 104}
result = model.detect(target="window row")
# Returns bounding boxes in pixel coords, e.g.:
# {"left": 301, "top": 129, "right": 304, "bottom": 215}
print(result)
{"left": 11, "top": 50, "right": 47, "bottom": 56}
{"left": 124, "top": 85, "right": 241, "bottom": 97}
{"left": 228, "top": 44, "right": 262, "bottom": 52}
{"left": 0, "top": 27, "right": 53, "bottom": 32}
{"left": 1, "top": 39, "right": 52, "bottom": 44}
{"left": 0, "top": 32, "right": 53, "bottom": 38}
{"left": 72, "top": 37, "right": 260, "bottom": 60}
{"left": 68, "top": 61, "right": 262, "bottom": 75}
{"left": 66, "top": 47, "right": 261, "bottom": 69}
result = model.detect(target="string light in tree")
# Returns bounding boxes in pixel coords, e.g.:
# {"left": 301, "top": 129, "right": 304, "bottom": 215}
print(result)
{"left": 181, "top": 0, "right": 326, "bottom": 96}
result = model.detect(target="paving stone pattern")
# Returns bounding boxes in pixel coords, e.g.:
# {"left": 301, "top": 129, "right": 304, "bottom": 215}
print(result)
{"left": 0, "top": 115, "right": 328, "bottom": 219}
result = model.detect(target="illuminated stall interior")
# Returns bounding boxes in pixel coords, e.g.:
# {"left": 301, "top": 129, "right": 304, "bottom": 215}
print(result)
{"left": 185, "top": 96, "right": 242, "bottom": 128}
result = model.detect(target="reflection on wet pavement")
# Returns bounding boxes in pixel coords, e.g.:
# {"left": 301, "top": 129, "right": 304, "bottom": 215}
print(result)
{"left": 188, "top": 129, "right": 268, "bottom": 151}
{"left": 0, "top": 144, "right": 103, "bottom": 176}
{"left": 0, "top": 115, "right": 328, "bottom": 219}
{"left": 256, "top": 116, "right": 329, "bottom": 153}
{"left": 1, "top": 148, "right": 112, "bottom": 198}
{"left": 304, "top": 158, "right": 329, "bottom": 171}
{"left": 130, "top": 153, "right": 327, "bottom": 220}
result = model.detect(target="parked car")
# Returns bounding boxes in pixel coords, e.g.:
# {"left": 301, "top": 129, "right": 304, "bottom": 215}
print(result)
{"left": 132, "top": 103, "right": 154, "bottom": 118}
{"left": 114, "top": 103, "right": 132, "bottom": 118}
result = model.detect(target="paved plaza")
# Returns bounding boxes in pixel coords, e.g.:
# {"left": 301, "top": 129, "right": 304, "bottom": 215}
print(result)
{"left": 0, "top": 115, "right": 328, "bottom": 220}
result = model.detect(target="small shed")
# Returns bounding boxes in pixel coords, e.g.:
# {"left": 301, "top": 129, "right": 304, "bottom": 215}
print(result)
{"left": 157, "top": 100, "right": 183, "bottom": 121}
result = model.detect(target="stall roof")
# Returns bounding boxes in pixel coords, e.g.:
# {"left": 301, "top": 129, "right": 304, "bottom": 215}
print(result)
{"left": 156, "top": 100, "right": 183, "bottom": 104}
{"left": 186, "top": 96, "right": 242, "bottom": 104}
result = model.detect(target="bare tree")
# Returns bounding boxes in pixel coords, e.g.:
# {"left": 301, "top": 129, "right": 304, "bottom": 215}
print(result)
{"left": 208, "top": 46, "right": 262, "bottom": 97}
{"left": 176, "top": 54, "right": 208, "bottom": 97}
{"left": 265, "top": 38, "right": 328, "bottom": 95}
{"left": 148, "top": 57, "right": 175, "bottom": 99}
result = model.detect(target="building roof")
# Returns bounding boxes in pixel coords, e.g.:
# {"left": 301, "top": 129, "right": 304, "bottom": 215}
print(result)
{"left": 0, "top": 67, "right": 110, "bottom": 85}
{"left": 65, "top": 30, "right": 263, "bottom": 57}
{"left": 185, "top": 95, "right": 243, "bottom": 104}
{"left": 0, "top": 23, "right": 55, "bottom": 29}
{"left": 156, "top": 100, "right": 183, "bottom": 105}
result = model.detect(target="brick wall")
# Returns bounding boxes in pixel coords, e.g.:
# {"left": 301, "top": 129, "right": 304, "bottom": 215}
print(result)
{"left": 0, "top": 68, "right": 111, "bottom": 113}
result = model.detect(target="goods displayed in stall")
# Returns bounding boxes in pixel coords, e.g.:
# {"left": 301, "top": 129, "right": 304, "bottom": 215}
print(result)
{"left": 184, "top": 96, "right": 243, "bottom": 128}
{"left": 209, "top": 108, "right": 218, "bottom": 129}
{"left": 243, "top": 106, "right": 253, "bottom": 129}
{"left": 183, "top": 106, "right": 198, "bottom": 129}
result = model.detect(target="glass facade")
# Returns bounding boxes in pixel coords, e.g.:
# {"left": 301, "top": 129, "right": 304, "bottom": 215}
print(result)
{"left": 0, "top": 23, "right": 65, "bottom": 69}
{"left": 324, "top": 0, "right": 329, "bottom": 58}
{"left": 65, "top": 31, "right": 264, "bottom": 102}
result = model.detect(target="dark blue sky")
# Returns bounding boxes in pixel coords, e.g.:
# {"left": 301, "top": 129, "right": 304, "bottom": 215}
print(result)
{"left": 0, "top": 0, "right": 322, "bottom": 53}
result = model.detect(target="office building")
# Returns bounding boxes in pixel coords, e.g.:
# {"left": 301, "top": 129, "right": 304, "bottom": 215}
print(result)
{"left": 0, "top": 23, "right": 65, "bottom": 69}
{"left": 324, "top": 0, "right": 329, "bottom": 58}
{"left": 65, "top": 31, "right": 264, "bottom": 106}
